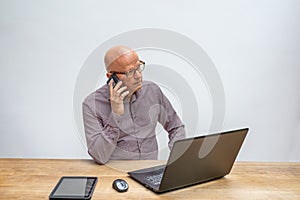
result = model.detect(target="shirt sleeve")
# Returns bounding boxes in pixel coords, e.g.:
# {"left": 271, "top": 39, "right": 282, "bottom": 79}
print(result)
{"left": 156, "top": 85, "right": 186, "bottom": 150}
{"left": 82, "top": 101, "right": 126, "bottom": 164}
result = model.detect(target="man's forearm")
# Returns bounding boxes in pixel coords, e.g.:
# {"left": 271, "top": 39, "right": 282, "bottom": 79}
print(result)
{"left": 87, "top": 130, "right": 119, "bottom": 164}
{"left": 83, "top": 103, "right": 121, "bottom": 164}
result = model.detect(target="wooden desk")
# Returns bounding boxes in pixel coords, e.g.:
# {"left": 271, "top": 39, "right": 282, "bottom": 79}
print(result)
{"left": 0, "top": 159, "right": 300, "bottom": 199}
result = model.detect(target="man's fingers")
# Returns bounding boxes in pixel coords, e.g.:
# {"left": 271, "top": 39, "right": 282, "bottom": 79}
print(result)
{"left": 116, "top": 86, "right": 129, "bottom": 100}
{"left": 109, "top": 80, "right": 129, "bottom": 100}
{"left": 113, "top": 81, "right": 123, "bottom": 90}
{"left": 120, "top": 91, "right": 130, "bottom": 99}
{"left": 117, "top": 86, "right": 127, "bottom": 94}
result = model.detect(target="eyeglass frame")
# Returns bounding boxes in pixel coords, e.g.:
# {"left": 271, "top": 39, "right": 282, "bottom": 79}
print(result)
{"left": 109, "top": 60, "right": 145, "bottom": 78}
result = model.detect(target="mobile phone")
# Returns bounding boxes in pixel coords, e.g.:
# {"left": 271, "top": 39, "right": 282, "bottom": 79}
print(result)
{"left": 106, "top": 73, "right": 119, "bottom": 88}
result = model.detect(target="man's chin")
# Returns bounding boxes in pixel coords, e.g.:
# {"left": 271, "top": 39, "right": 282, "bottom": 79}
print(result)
{"left": 136, "top": 85, "right": 142, "bottom": 91}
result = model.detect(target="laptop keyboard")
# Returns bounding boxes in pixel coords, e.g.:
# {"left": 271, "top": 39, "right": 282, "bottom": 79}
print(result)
{"left": 145, "top": 173, "right": 163, "bottom": 185}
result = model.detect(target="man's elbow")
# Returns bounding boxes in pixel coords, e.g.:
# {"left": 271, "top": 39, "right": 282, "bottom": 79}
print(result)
{"left": 88, "top": 150, "right": 109, "bottom": 165}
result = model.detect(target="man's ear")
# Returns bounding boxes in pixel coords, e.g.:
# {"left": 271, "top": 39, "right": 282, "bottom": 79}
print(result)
{"left": 106, "top": 72, "right": 111, "bottom": 78}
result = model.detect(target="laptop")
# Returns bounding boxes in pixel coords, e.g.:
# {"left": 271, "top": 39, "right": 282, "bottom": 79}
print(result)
{"left": 128, "top": 128, "right": 248, "bottom": 193}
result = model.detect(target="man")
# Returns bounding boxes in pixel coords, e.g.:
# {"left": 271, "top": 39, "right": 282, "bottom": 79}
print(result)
{"left": 82, "top": 46, "right": 186, "bottom": 164}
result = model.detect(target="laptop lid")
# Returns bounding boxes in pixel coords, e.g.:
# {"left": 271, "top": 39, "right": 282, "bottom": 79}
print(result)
{"left": 128, "top": 128, "right": 248, "bottom": 193}
{"left": 159, "top": 128, "right": 248, "bottom": 192}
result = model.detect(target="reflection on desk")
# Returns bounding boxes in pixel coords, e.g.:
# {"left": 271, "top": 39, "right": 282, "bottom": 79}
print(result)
{"left": 0, "top": 159, "right": 300, "bottom": 199}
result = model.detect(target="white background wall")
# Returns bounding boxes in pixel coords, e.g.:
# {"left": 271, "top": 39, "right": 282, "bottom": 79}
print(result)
{"left": 1, "top": 0, "right": 299, "bottom": 161}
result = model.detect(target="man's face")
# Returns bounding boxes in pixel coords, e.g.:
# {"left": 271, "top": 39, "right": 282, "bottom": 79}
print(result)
{"left": 108, "top": 51, "right": 143, "bottom": 95}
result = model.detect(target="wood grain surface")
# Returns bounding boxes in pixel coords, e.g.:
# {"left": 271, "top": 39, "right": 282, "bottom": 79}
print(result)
{"left": 1, "top": 159, "right": 299, "bottom": 199}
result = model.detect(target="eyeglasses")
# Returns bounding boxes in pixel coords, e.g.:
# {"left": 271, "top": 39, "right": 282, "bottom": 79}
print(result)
{"left": 110, "top": 60, "right": 145, "bottom": 78}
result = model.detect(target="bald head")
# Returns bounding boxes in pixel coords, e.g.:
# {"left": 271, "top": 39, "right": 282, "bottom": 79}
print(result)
{"left": 104, "top": 46, "right": 138, "bottom": 72}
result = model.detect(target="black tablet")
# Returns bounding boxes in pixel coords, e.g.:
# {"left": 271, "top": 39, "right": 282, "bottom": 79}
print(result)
{"left": 49, "top": 176, "right": 98, "bottom": 200}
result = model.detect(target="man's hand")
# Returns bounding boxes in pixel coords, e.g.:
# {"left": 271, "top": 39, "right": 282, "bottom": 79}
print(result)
{"left": 109, "top": 80, "right": 129, "bottom": 115}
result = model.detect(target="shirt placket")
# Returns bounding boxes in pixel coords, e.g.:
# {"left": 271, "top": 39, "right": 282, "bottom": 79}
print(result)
{"left": 129, "top": 101, "right": 142, "bottom": 157}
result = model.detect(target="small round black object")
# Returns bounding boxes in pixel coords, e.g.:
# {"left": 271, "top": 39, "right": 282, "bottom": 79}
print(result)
{"left": 112, "top": 179, "right": 129, "bottom": 192}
